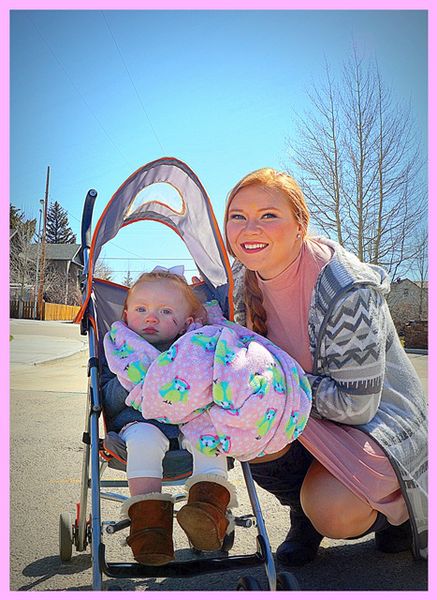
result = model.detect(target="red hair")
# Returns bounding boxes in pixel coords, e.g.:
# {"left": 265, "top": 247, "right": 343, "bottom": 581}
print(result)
{"left": 224, "top": 168, "right": 310, "bottom": 336}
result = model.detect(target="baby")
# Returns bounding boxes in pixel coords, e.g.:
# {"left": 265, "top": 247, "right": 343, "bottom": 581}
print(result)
{"left": 104, "top": 268, "right": 237, "bottom": 567}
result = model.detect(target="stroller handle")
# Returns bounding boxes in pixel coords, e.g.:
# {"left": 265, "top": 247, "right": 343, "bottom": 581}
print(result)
{"left": 82, "top": 189, "right": 98, "bottom": 251}
{"left": 74, "top": 189, "right": 98, "bottom": 268}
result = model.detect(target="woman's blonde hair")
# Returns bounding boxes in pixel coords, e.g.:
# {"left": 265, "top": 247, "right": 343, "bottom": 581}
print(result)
{"left": 224, "top": 168, "right": 310, "bottom": 336}
{"left": 122, "top": 271, "right": 207, "bottom": 324}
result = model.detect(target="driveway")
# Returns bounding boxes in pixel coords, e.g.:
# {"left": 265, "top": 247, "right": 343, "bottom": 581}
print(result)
{"left": 8, "top": 320, "right": 428, "bottom": 591}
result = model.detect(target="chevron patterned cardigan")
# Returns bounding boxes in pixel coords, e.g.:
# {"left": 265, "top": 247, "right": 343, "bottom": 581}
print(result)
{"left": 232, "top": 238, "right": 427, "bottom": 560}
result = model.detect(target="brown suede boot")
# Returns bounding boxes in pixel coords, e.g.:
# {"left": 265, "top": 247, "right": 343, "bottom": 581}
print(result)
{"left": 122, "top": 493, "right": 175, "bottom": 566}
{"left": 176, "top": 475, "right": 237, "bottom": 551}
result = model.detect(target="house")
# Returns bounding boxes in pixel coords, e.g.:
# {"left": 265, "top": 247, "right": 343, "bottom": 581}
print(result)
{"left": 10, "top": 243, "right": 81, "bottom": 305}
{"left": 386, "top": 278, "right": 428, "bottom": 333}
{"left": 38, "top": 243, "right": 81, "bottom": 304}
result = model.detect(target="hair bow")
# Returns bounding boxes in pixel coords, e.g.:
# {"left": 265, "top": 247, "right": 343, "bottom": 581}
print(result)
{"left": 151, "top": 265, "right": 185, "bottom": 277}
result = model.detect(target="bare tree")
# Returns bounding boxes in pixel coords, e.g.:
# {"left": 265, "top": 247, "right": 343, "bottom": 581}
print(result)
{"left": 285, "top": 48, "right": 426, "bottom": 279}
{"left": 411, "top": 228, "right": 428, "bottom": 320}
{"left": 288, "top": 61, "right": 346, "bottom": 246}
{"left": 42, "top": 264, "right": 81, "bottom": 306}
{"left": 10, "top": 205, "right": 37, "bottom": 299}
{"left": 94, "top": 259, "right": 113, "bottom": 281}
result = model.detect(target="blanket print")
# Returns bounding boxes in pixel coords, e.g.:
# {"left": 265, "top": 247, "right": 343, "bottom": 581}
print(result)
{"left": 104, "top": 302, "right": 312, "bottom": 462}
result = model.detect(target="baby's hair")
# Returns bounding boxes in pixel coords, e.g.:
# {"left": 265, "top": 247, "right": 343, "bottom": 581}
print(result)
{"left": 224, "top": 168, "right": 310, "bottom": 336}
{"left": 122, "top": 271, "right": 207, "bottom": 324}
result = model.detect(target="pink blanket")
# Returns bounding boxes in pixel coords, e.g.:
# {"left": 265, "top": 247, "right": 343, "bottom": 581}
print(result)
{"left": 103, "top": 302, "right": 311, "bottom": 461}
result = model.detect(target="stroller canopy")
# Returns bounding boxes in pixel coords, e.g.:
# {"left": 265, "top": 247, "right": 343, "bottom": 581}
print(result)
{"left": 75, "top": 157, "right": 234, "bottom": 324}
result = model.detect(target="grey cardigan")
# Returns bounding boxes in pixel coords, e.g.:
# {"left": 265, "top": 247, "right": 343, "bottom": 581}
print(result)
{"left": 232, "top": 238, "right": 427, "bottom": 559}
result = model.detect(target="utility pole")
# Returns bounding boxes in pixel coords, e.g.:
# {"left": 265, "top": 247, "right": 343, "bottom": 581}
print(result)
{"left": 37, "top": 166, "right": 50, "bottom": 320}
{"left": 33, "top": 199, "right": 44, "bottom": 318}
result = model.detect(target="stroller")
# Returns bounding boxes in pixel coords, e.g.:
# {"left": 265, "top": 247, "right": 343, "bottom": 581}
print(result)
{"left": 60, "top": 157, "right": 299, "bottom": 591}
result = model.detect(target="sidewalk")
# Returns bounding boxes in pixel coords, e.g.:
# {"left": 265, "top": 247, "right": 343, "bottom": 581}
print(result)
{"left": 10, "top": 319, "right": 87, "bottom": 365}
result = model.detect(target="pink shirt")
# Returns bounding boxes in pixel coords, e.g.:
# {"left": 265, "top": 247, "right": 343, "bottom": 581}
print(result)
{"left": 257, "top": 238, "right": 332, "bottom": 373}
{"left": 256, "top": 237, "right": 408, "bottom": 524}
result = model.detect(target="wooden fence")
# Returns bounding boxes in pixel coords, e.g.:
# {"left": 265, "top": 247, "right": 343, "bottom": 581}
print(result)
{"left": 44, "top": 303, "right": 81, "bottom": 321}
{"left": 10, "top": 300, "right": 37, "bottom": 319}
{"left": 10, "top": 300, "right": 81, "bottom": 321}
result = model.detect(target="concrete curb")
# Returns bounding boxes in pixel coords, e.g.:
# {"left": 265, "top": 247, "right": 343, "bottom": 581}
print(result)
{"left": 32, "top": 345, "right": 88, "bottom": 366}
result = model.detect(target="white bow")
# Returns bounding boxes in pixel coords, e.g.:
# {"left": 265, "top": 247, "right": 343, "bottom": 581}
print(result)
{"left": 151, "top": 265, "right": 185, "bottom": 277}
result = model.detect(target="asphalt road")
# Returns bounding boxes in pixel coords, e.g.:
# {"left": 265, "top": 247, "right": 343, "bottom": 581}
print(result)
{"left": 8, "top": 319, "right": 428, "bottom": 592}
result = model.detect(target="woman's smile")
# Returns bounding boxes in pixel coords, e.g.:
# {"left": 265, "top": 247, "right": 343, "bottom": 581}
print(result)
{"left": 226, "top": 185, "right": 302, "bottom": 279}
{"left": 240, "top": 242, "right": 269, "bottom": 253}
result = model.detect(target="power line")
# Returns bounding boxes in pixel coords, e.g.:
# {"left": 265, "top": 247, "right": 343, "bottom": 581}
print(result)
{"left": 98, "top": 256, "right": 195, "bottom": 261}
{"left": 66, "top": 210, "right": 195, "bottom": 262}
{"left": 101, "top": 11, "right": 166, "bottom": 154}
{"left": 27, "top": 15, "right": 131, "bottom": 166}
{"left": 66, "top": 209, "right": 161, "bottom": 259}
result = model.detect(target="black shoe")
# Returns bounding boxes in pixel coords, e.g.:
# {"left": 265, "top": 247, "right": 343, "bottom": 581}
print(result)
{"left": 276, "top": 506, "right": 324, "bottom": 566}
{"left": 374, "top": 520, "right": 412, "bottom": 553}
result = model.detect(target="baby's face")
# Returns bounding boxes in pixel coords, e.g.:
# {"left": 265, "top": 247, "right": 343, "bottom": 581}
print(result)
{"left": 125, "top": 280, "right": 193, "bottom": 350}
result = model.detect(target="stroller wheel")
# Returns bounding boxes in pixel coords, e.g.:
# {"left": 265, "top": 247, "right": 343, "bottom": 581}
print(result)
{"left": 59, "top": 512, "right": 73, "bottom": 562}
{"left": 221, "top": 529, "right": 235, "bottom": 552}
{"left": 105, "top": 583, "right": 123, "bottom": 591}
{"left": 236, "top": 575, "right": 263, "bottom": 590}
{"left": 276, "top": 572, "right": 300, "bottom": 591}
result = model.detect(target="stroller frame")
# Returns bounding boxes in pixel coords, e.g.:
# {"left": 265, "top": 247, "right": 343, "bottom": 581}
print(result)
{"left": 61, "top": 160, "right": 300, "bottom": 591}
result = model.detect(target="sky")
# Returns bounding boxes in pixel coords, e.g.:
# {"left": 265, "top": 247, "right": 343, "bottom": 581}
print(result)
{"left": 9, "top": 8, "right": 428, "bottom": 283}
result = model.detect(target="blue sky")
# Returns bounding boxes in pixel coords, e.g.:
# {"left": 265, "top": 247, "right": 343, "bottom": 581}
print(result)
{"left": 10, "top": 9, "right": 427, "bottom": 283}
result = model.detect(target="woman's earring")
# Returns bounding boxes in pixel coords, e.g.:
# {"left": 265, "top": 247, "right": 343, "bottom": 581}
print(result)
{"left": 297, "top": 233, "right": 301, "bottom": 239}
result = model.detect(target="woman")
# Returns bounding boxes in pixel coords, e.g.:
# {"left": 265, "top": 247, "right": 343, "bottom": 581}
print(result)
{"left": 224, "top": 168, "right": 427, "bottom": 566}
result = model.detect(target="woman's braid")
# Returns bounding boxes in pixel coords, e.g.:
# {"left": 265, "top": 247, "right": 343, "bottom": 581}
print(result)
{"left": 244, "top": 269, "right": 268, "bottom": 336}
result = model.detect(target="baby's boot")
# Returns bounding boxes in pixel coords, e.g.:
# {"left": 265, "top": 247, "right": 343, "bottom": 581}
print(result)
{"left": 176, "top": 474, "right": 237, "bottom": 551}
{"left": 121, "top": 493, "right": 175, "bottom": 565}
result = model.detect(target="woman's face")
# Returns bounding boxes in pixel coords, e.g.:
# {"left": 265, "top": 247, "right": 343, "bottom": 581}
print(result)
{"left": 226, "top": 185, "right": 302, "bottom": 280}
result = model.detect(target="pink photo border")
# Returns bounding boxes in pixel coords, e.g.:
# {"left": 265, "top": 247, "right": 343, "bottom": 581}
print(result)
{"left": 1, "top": 1, "right": 433, "bottom": 597}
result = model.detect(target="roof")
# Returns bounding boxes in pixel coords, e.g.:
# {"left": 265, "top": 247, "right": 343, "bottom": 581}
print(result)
{"left": 29, "top": 243, "right": 80, "bottom": 261}
{"left": 413, "top": 281, "right": 428, "bottom": 289}
{"left": 392, "top": 278, "right": 428, "bottom": 289}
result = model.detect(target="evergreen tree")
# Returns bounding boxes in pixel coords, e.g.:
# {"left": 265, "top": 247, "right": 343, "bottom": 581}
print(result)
{"left": 10, "top": 204, "right": 36, "bottom": 237}
{"left": 122, "top": 267, "right": 134, "bottom": 287}
{"left": 46, "top": 201, "right": 76, "bottom": 243}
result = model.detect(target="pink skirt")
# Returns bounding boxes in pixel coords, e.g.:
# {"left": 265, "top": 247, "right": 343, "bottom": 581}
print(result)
{"left": 299, "top": 417, "right": 409, "bottom": 525}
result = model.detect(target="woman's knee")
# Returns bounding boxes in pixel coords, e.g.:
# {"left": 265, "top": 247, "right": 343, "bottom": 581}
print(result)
{"left": 301, "top": 461, "right": 376, "bottom": 539}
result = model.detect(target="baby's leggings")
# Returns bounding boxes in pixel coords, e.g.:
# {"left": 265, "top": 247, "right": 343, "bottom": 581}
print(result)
{"left": 120, "top": 422, "right": 228, "bottom": 480}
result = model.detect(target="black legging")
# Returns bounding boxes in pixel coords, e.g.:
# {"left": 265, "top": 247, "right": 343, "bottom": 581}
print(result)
{"left": 249, "top": 441, "right": 313, "bottom": 507}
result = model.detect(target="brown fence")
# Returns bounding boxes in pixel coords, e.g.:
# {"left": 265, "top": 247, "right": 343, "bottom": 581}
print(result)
{"left": 404, "top": 320, "right": 428, "bottom": 350}
{"left": 10, "top": 300, "right": 81, "bottom": 321}
{"left": 10, "top": 300, "right": 37, "bottom": 319}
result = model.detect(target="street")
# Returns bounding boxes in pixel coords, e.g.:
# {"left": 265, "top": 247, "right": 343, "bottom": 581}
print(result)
{"left": 9, "top": 319, "right": 428, "bottom": 591}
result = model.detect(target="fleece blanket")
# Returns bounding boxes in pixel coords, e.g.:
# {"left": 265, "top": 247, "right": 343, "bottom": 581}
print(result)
{"left": 103, "top": 302, "right": 312, "bottom": 462}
